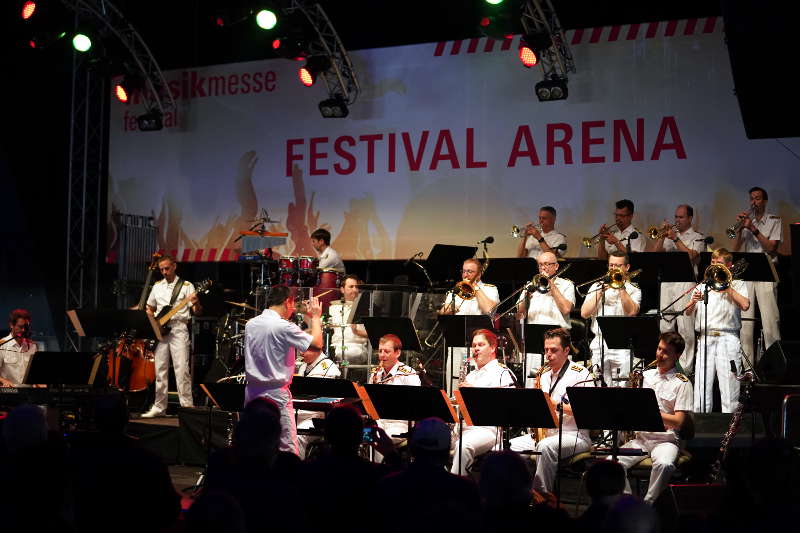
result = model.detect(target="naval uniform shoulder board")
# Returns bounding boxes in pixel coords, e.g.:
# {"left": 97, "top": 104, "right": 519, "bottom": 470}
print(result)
{"left": 321, "top": 361, "right": 330, "bottom": 370}
{"left": 482, "top": 283, "right": 496, "bottom": 287}
{"left": 768, "top": 215, "right": 780, "bottom": 219}
{"left": 676, "top": 373, "right": 689, "bottom": 382}
{"left": 370, "top": 366, "right": 381, "bottom": 374}
{"left": 183, "top": 281, "right": 190, "bottom": 286}
{"left": 397, "top": 365, "right": 413, "bottom": 374}
{"left": 570, "top": 364, "right": 585, "bottom": 372}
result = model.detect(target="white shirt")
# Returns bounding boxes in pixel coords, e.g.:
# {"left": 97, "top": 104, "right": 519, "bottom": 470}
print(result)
{"left": 245, "top": 309, "right": 312, "bottom": 402}
{"left": 318, "top": 246, "right": 345, "bottom": 272}
{"left": 691, "top": 280, "right": 748, "bottom": 333}
{"left": 662, "top": 226, "right": 706, "bottom": 276}
{"left": 517, "top": 277, "right": 575, "bottom": 329}
{"left": 443, "top": 281, "right": 500, "bottom": 316}
{"left": 637, "top": 367, "right": 693, "bottom": 443}
{"left": 587, "top": 281, "right": 642, "bottom": 348}
{"left": 463, "top": 358, "right": 516, "bottom": 388}
{"left": 147, "top": 278, "right": 195, "bottom": 327}
{"left": 368, "top": 361, "right": 421, "bottom": 385}
{"left": 297, "top": 353, "right": 341, "bottom": 378}
{"left": 540, "top": 362, "right": 593, "bottom": 439}
{"left": 327, "top": 300, "right": 368, "bottom": 347}
{"left": 604, "top": 225, "right": 645, "bottom": 254}
{"left": 524, "top": 230, "right": 568, "bottom": 258}
{"left": 741, "top": 212, "right": 782, "bottom": 261}
{"left": 0, "top": 335, "right": 37, "bottom": 385}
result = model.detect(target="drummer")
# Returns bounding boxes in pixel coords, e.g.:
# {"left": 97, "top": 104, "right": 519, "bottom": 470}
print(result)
{"left": 327, "top": 274, "right": 369, "bottom": 365}
{"left": 310, "top": 228, "right": 345, "bottom": 272}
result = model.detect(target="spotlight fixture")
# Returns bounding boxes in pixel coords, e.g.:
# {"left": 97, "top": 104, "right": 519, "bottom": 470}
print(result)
{"left": 518, "top": 31, "right": 552, "bottom": 68}
{"left": 113, "top": 74, "right": 145, "bottom": 103}
{"left": 21, "top": 1, "right": 37, "bottom": 20}
{"left": 298, "top": 55, "right": 331, "bottom": 87}
{"left": 535, "top": 78, "right": 568, "bottom": 102}
{"left": 255, "top": 8, "right": 278, "bottom": 30}
{"left": 318, "top": 96, "right": 349, "bottom": 118}
{"left": 72, "top": 32, "right": 92, "bottom": 52}
{"left": 137, "top": 110, "right": 163, "bottom": 131}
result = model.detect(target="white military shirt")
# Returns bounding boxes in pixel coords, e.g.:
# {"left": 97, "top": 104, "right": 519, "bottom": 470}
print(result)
{"left": 524, "top": 230, "right": 568, "bottom": 258}
{"left": 587, "top": 281, "right": 642, "bottom": 349}
{"left": 0, "top": 336, "right": 37, "bottom": 385}
{"left": 691, "top": 280, "right": 748, "bottom": 333}
{"left": 637, "top": 367, "right": 693, "bottom": 443}
{"left": 540, "top": 361, "right": 594, "bottom": 439}
{"left": 245, "top": 309, "right": 312, "bottom": 403}
{"left": 443, "top": 281, "right": 500, "bottom": 316}
{"left": 318, "top": 246, "right": 345, "bottom": 272}
{"left": 327, "top": 300, "right": 368, "bottom": 347}
{"left": 297, "top": 353, "right": 341, "bottom": 378}
{"left": 368, "top": 361, "right": 421, "bottom": 385}
{"left": 147, "top": 278, "right": 195, "bottom": 327}
{"left": 604, "top": 225, "right": 645, "bottom": 254}
{"left": 463, "top": 358, "right": 516, "bottom": 388}
{"left": 741, "top": 212, "right": 782, "bottom": 261}
{"left": 517, "top": 277, "right": 575, "bottom": 329}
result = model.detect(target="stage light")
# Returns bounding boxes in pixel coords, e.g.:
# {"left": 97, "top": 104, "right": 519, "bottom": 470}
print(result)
{"left": 519, "top": 46, "right": 538, "bottom": 67}
{"left": 115, "top": 84, "right": 128, "bottom": 102}
{"left": 255, "top": 9, "right": 277, "bottom": 30}
{"left": 113, "top": 74, "right": 144, "bottom": 103}
{"left": 535, "top": 78, "right": 568, "bottom": 102}
{"left": 298, "top": 55, "right": 331, "bottom": 87}
{"left": 518, "top": 31, "right": 552, "bottom": 68}
{"left": 21, "top": 1, "right": 37, "bottom": 20}
{"left": 137, "top": 111, "right": 163, "bottom": 131}
{"left": 273, "top": 36, "right": 309, "bottom": 60}
{"left": 72, "top": 33, "right": 92, "bottom": 52}
{"left": 485, "top": 0, "right": 504, "bottom": 4}
{"left": 318, "top": 97, "right": 349, "bottom": 118}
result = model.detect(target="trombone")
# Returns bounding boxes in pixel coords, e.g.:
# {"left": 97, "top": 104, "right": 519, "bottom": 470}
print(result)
{"left": 576, "top": 267, "right": 642, "bottom": 297}
{"left": 511, "top": 223, "right": 541, "bottom": 239}
{"left": 581, "top": 224, "right": 618, "bottom": 248}
{"left": 647, "top": 223, "right": 679, "bottom": 240}
{"left": 530, "top": 263, "right": 572, "bottom": 294}
{"left": 725, "top": 206, "right": 755, "bottom": 239}
{"left": 703, "top": 259, "right": 747, "bottom": 291}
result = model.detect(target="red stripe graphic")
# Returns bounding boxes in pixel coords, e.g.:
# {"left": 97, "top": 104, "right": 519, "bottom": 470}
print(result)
{"left": 450, "top": 40, "right": 462, "bottom": 55}
{"left": 207, "top": 248, "right": 217, "bottom": 262}
{"left": 571, "top": 28, "right": 584, "bottom": 45}
{"left": 664, "top": 20, "right": 678, "bottom": 37}
{"left": 467, "top": 38, "right": 480, "bottom": 53}
{"left": 645, "top": 22, "right": 659, "bottom": 38}
{"left": 483, "top": 38, "right": 495, "bottom": 52}
{"left": 608, "top": 25, "right": 621, "bottom": 42}
{"left": 626, "top": 23, "right": 640, "bottom": 40}
{"left": 703, "top": 16, "right": 717, "bottom": 33}
{"left": 434, "top": 42, "right": 446, "bottom": 56}
{"left": 500, "top": 35, "right": 514, "bottom": 50}
{"left": 589, "top": 27, "right": 603, "bottom": 43}
{"left": 684, "top": 18, "right": 698, "bottom": 35}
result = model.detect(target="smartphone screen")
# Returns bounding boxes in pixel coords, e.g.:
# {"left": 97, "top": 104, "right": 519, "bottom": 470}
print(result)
{"left": 362, "top": 426, "right": 376, "bottom": 443}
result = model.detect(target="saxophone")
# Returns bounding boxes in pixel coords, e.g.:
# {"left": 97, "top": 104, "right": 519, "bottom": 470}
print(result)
{"left": 709, "top": 362, "right": 754, "bottom": 482}
{"left": 621, "top": 359, "right": 658, "bottom": 443}
{"left": 458, "top": 351, "right": 470, "bottom": 387}
{"left": 531, "top": 363, "right": 551, "bottom": 443}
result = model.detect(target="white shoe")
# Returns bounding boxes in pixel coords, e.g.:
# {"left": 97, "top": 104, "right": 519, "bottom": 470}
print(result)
{"left": 140, "top": 406, "right": 165, "bottom": 419}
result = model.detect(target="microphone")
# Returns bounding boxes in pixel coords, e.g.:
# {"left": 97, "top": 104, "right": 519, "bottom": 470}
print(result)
{"left": 403, "top": 251, "right": 423, "bottom": 267}
{"left": 479, "top": 236, "right": 494, "bottom": 244}
{"left": 629, "top": 231, "right": 639, "bottom": 240}
{"left": 555, "top": 243, "right": 567, "bottom": 251}
{"left": 698, "top": 236, "right": 715, "bottom": 245}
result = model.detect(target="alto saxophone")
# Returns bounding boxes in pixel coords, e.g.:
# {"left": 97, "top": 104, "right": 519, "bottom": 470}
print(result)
{"left": 458, "top": 352, "right": 470, "bottom": 387}
{"left": 620, "top": 359, "right": 658, "bottom": 443}
{"left": 531, "top": 363, "right": 551, "bottom": 443}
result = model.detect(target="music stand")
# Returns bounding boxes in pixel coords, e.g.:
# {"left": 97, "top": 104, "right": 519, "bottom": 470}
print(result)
{"left": 559, "top": 258, "right": 608, "bottom": 291}
{"left": 290, "top": 376, "right": 361, "bottom": 412}
{"left": 360, "top": 317, "right": 422, "bottom": 352}
{"left": 66, "top": 309, "right": 162, "bottom": 341}
{"left": 596, "top": 316, "right": 660, "bottom": 383}
{"left": 482, "top": 258, "right": 538, "bottom": 285}
{"left": 437, "top": 315, "right": 494, "bottom": 393}
{"left": 25, "top": 351, "right": 96, "bottom": 385}
{"left": 200, "top": 382, "right": 245, "bottom": 411}
{"left": 698, "top": 252, "right": 778, "bottom": 284}
{"left": 567, "top": 386, "right": 665, "bottom": 460}
{"left": 424, "top": 244, "right": 479, "bottom": 286}
{"left": 630, "top": 252, "right": 697, "bottom": 317}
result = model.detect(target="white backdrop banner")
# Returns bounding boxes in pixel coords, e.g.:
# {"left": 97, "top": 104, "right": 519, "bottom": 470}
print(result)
{"left": 108, "top": 17, "right": 800, "bottom": 262}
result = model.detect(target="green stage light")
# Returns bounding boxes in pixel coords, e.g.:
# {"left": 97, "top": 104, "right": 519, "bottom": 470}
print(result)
{"left": 255, "top": 9, "right": 277, "bottom": 30}
{"left": 72, "top": 33, "right": 92, "bottom": 52}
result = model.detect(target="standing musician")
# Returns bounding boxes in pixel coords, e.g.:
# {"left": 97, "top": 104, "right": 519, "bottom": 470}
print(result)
{"left": 310, "top": 228, "right": 345, "bottom": 272}
{"left": 516, "top": 206, "right": 567, "bottom": 259}
{"left": 731, "top": 186, "right": 781, "bottom": 363}
{"left": 0, "top": 309, "right": 36, "bottom": 388}
{"left": 649, "top": 204, "right": 706, "bottom": 373}
{"left": 141, "top": 256, "right": 201, "bottom": 418}
{"left": 517, "top": 251, "right": 575, "bottom": 376}
{"left": 597, "top": 199, "right": 645, "bottom": 259}
{"left": 580, "top": 251, "right": 641, "bottom": 386}
{"left": 613, "top": 332, "right": 693, "bottom": 505}
{"left": 245, "top": 285, "right": 324, "bottom": 453}
{"left": 684, "top": 248, "right": 749, "bottom": 413}
{"left": 296, "top": 346, "right": 341, "bottom": 459}
{"left": 509, "top": 328, "right": 593, "bottom": 494}
{"left": 450, "top": 329, "right": 516, "bottom": 476}
{"left": 327, "top": 274, "right": 369, "bottom": 364}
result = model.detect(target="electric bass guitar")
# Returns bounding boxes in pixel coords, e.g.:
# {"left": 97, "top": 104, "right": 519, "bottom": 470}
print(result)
{"left": 155, "top": 279, "right": 212, "bottom": 335}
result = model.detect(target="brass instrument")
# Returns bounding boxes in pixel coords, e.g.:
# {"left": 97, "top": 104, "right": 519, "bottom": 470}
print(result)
{"left": 703, "top": 258, "right": 747, "bottom": 292}
{"left": 647, "top": 224, "right": 679, "bottom": 240}
{"left": 530, "top": 263, "right": 572, "bottom": 294}
{"left": 576, "top": 267, "right": 642, "bottom": 296}
{"left": 620, "top": 358, "right": 658, "bottom": 442}
{"left": 458, "top": 352, "right": 470, "bottom": 387}
{"left": 531, "top": 363, "right": 551, "bottom": 443}
{"left": 511, "top": 223, "right": 541, "bottom": 239}
{"left": 453, "top": 280, "right": 477, "bottom": 300}
{"left": 581, "top": 224, "right": 618, "bottom": 248}
{"left": 725, "top": 206, "right": 755, "bottom": 239}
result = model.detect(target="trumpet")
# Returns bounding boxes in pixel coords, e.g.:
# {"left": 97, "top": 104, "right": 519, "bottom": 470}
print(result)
{"left": 529, "top": 263, "right": 572, "bottom": 294}
{"left": 576, "top": 267, "right": 641, "bottom": 296}
{"left": 647, "top": 224, "right": 679, "bottom": 240}
{"left": 725, "top": 206, "right": 755, "bottom": 239}
{"left": 511, "top": 223, "right": 541, "bottom": 238}
{"left": 581, "top": 224, "right": 618, "bottom": 248}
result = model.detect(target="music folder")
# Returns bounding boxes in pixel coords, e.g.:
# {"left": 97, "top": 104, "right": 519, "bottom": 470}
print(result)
{"left": 359, "top": 384, "right": 457, "bottom": 424}
{"left": 455, "top": 387, "right": 557, "bottom": 429}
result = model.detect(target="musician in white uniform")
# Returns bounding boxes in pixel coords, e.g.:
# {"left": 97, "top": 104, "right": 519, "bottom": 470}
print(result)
{"left": 327, "top": 274, "right": 369, "bottom": 364}
{"left": 311, "top": 228, "right": 345, "bottom": 272}
{"left": 613, "top": 331, "right": 693, "bottom": 505}
{"left": 597, "top": 199, "right": 646, "bottom": 259}
{"left": 580, "top": 251, "right": 642, "bottom": 386}
{"left": 451, "top": 329, "right": 516, "bottom": 476}
{"left": 439, "top": 258, "right": 499, "bottom": 395}
{"left": 731, "top": 186, "right": 781, "bottom": 364}
{"left": 509, "top": 328, "right": 594, "bottom": 494}
{"left": 296, "top": 346, "right": 341, "bottom": 459}
{"left": 516, "top": 206, "right": 568, "bottom": 259}
{"left": 684, "top": 248, "right": 749, "bottom": 413}
{"left": 517, "top": 251, "right": 575, "bottom": 384}
{"left": 649, "top": 204, "right": 706, "bottom": 373}
{"left": 142, "top": 256, "right": 200, "bottom": 418}
{"left": 0, "top": 309, "right": 37, "bottom": 387}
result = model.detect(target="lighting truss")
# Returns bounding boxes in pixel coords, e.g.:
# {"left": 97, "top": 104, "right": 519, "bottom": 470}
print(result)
{"left": 520, "top": 0, "right": 576, "bottom": 82}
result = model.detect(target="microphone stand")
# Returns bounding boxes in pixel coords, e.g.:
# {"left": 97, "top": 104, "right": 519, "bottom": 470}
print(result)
{"left": 702, "top": 284, "right": 711, "bottom": 413}
{"left": 555, "top": 401, "right": 565, "bottom": 509}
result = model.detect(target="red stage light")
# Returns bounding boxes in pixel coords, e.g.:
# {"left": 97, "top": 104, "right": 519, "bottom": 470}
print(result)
{"left": 298, "top": 67, "right": 314, "bottom": 87}
{"left": 272, "top": 38, "right": 281, "bottom": 50}
{"left": 518, "top": 45, "right": 538, "bottom": 67}
{"left": 28, "top": 40, "right": 36, "bottom": 49}
{"left": 21, "top": 1, "right": 36, "bottom": 20}
{"left": 479, "top": 17, "right": 490, "bottom": 27}
{"left": 115, "top": 84, "right": 129, "bottom": 103}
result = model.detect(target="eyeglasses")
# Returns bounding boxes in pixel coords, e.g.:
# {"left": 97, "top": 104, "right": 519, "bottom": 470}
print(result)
{"left": 538, "top": 262, "right": 558, "bottom": 268}
{"left": 461, "top": 269, "right": 477, "bottom": 274}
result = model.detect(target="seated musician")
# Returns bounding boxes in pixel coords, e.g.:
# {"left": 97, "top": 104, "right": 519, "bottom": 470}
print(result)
{"left": 450, "top": 329, "right": 516, "bottom": 476}
{"left": 509, "top": 328, "right": 593, "bottom": 494}
{"left": 0, "top": 309, "right": 37, "bottom": 387}
{"left": 310, "top": 228, "right": 345, "bottom": 272}
{"left": 296, "top": 346, "right": 341, "bottom": 459}
{"left": 327, "top": 274, "right": 369, "bottom": 364}
{"left": 612, "top": 332, "right": 693, "bottom": 505}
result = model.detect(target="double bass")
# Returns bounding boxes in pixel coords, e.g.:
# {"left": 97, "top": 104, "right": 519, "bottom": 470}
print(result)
{"left": 106, "top": 254, "right": 159, "bottom": 392}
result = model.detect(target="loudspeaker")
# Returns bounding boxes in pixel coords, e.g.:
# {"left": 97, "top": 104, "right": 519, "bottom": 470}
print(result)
{"left": 757, "top": 340, "right": 800, "bottom": 384}
{"left": 721, "top": 1, "right": 800, "bottom": 139}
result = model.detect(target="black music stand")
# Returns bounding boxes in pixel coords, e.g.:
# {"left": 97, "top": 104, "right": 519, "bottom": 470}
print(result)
{"left": 567, "top": 386, "right": 665, "bottom": 460}
{"left": 66, "top": 309, "right": 162, "bottom": 341}
{"left": 596, "top": 316, "right": 660, "bottom": 384}
{"left": 424, "top": 244, "right": 479, "bottom": 286}
{"left": 559, "top": 258, "right": 607, "bottom": 291}
{"left": 482, "top": 258, "right": 538, "bottom": 285}
{"left": 361, "top": 317, "right": 422, "bottom": 352}
{"left": 521, "top": 323, "right": 561, "bottom": 380}
{"left": 25, "top": 351, "right": 96, "bottom": 385}
{"left": 630, "top": 252, "right": 697, "bottom": 317}
{"left": 290, "top": 376, "right": 361, "bottom": 412}
{"left": 698, "top": 252, "right": 778, "bottom": 284}
{"left": 194, "top": 382, "right": 246, "bottom": 490}
{"left": 438, "top": 315, "right": 494, "bottom": 392}
{"left": 359, "top": 384, "right": 457, "bottom": 441}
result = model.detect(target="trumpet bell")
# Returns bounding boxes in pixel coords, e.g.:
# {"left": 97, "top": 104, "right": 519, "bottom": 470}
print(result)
{"left": 454, "top": 281, "right": 476, "bottom": 300}
{"left": 532, "top": 273, "right": 550, "bottom": 294}
{"left": 581, "top": 237, "right": 594, "bottom": 248}
{"left": 647, "top": 225, "right": 660, "bottom": 240}
{"left": 511, "top": 225, "right": 522, "bottom": 239}
{"left": 704, "top": 264, "right": 732, "bottom": 291}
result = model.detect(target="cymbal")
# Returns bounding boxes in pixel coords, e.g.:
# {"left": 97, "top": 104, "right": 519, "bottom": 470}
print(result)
{"left": 225, "top": 300, "right": 258, "bottom": 312}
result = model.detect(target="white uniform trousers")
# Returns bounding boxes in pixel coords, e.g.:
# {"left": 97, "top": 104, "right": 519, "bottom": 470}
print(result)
{"left": 591, "top": 347, "right": 632, "bottom": 387}
{"left": 372, "top": 419, "right": 409, "bottom": 463}
{"left": 333, "top": 342, "right": 368, "bottom": 365}
{"left": 613, "top": 438, "right": 679, "bottom": 504}
{"left": 252, "top": 387, "right": 298, "bottom": 454}
{"left": 694, "top": 332, "right": 741, "bottom": 413}
{"left": 660, "top": 283, "right": 696, "bottom": 373}
{"left": 296, "top": 411, "right": 320, "bottom": 459}
{"left": 450, "top": 425, "right": 500, "bottom": 476}
{"left": 741, "top": 281, "right": 780, "bottom": 364}
{"left": 530, "top": 433, "right": 592, "bottom": 493}
{"left": 153, "top": 324, "right": 193, "bottom": 411}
